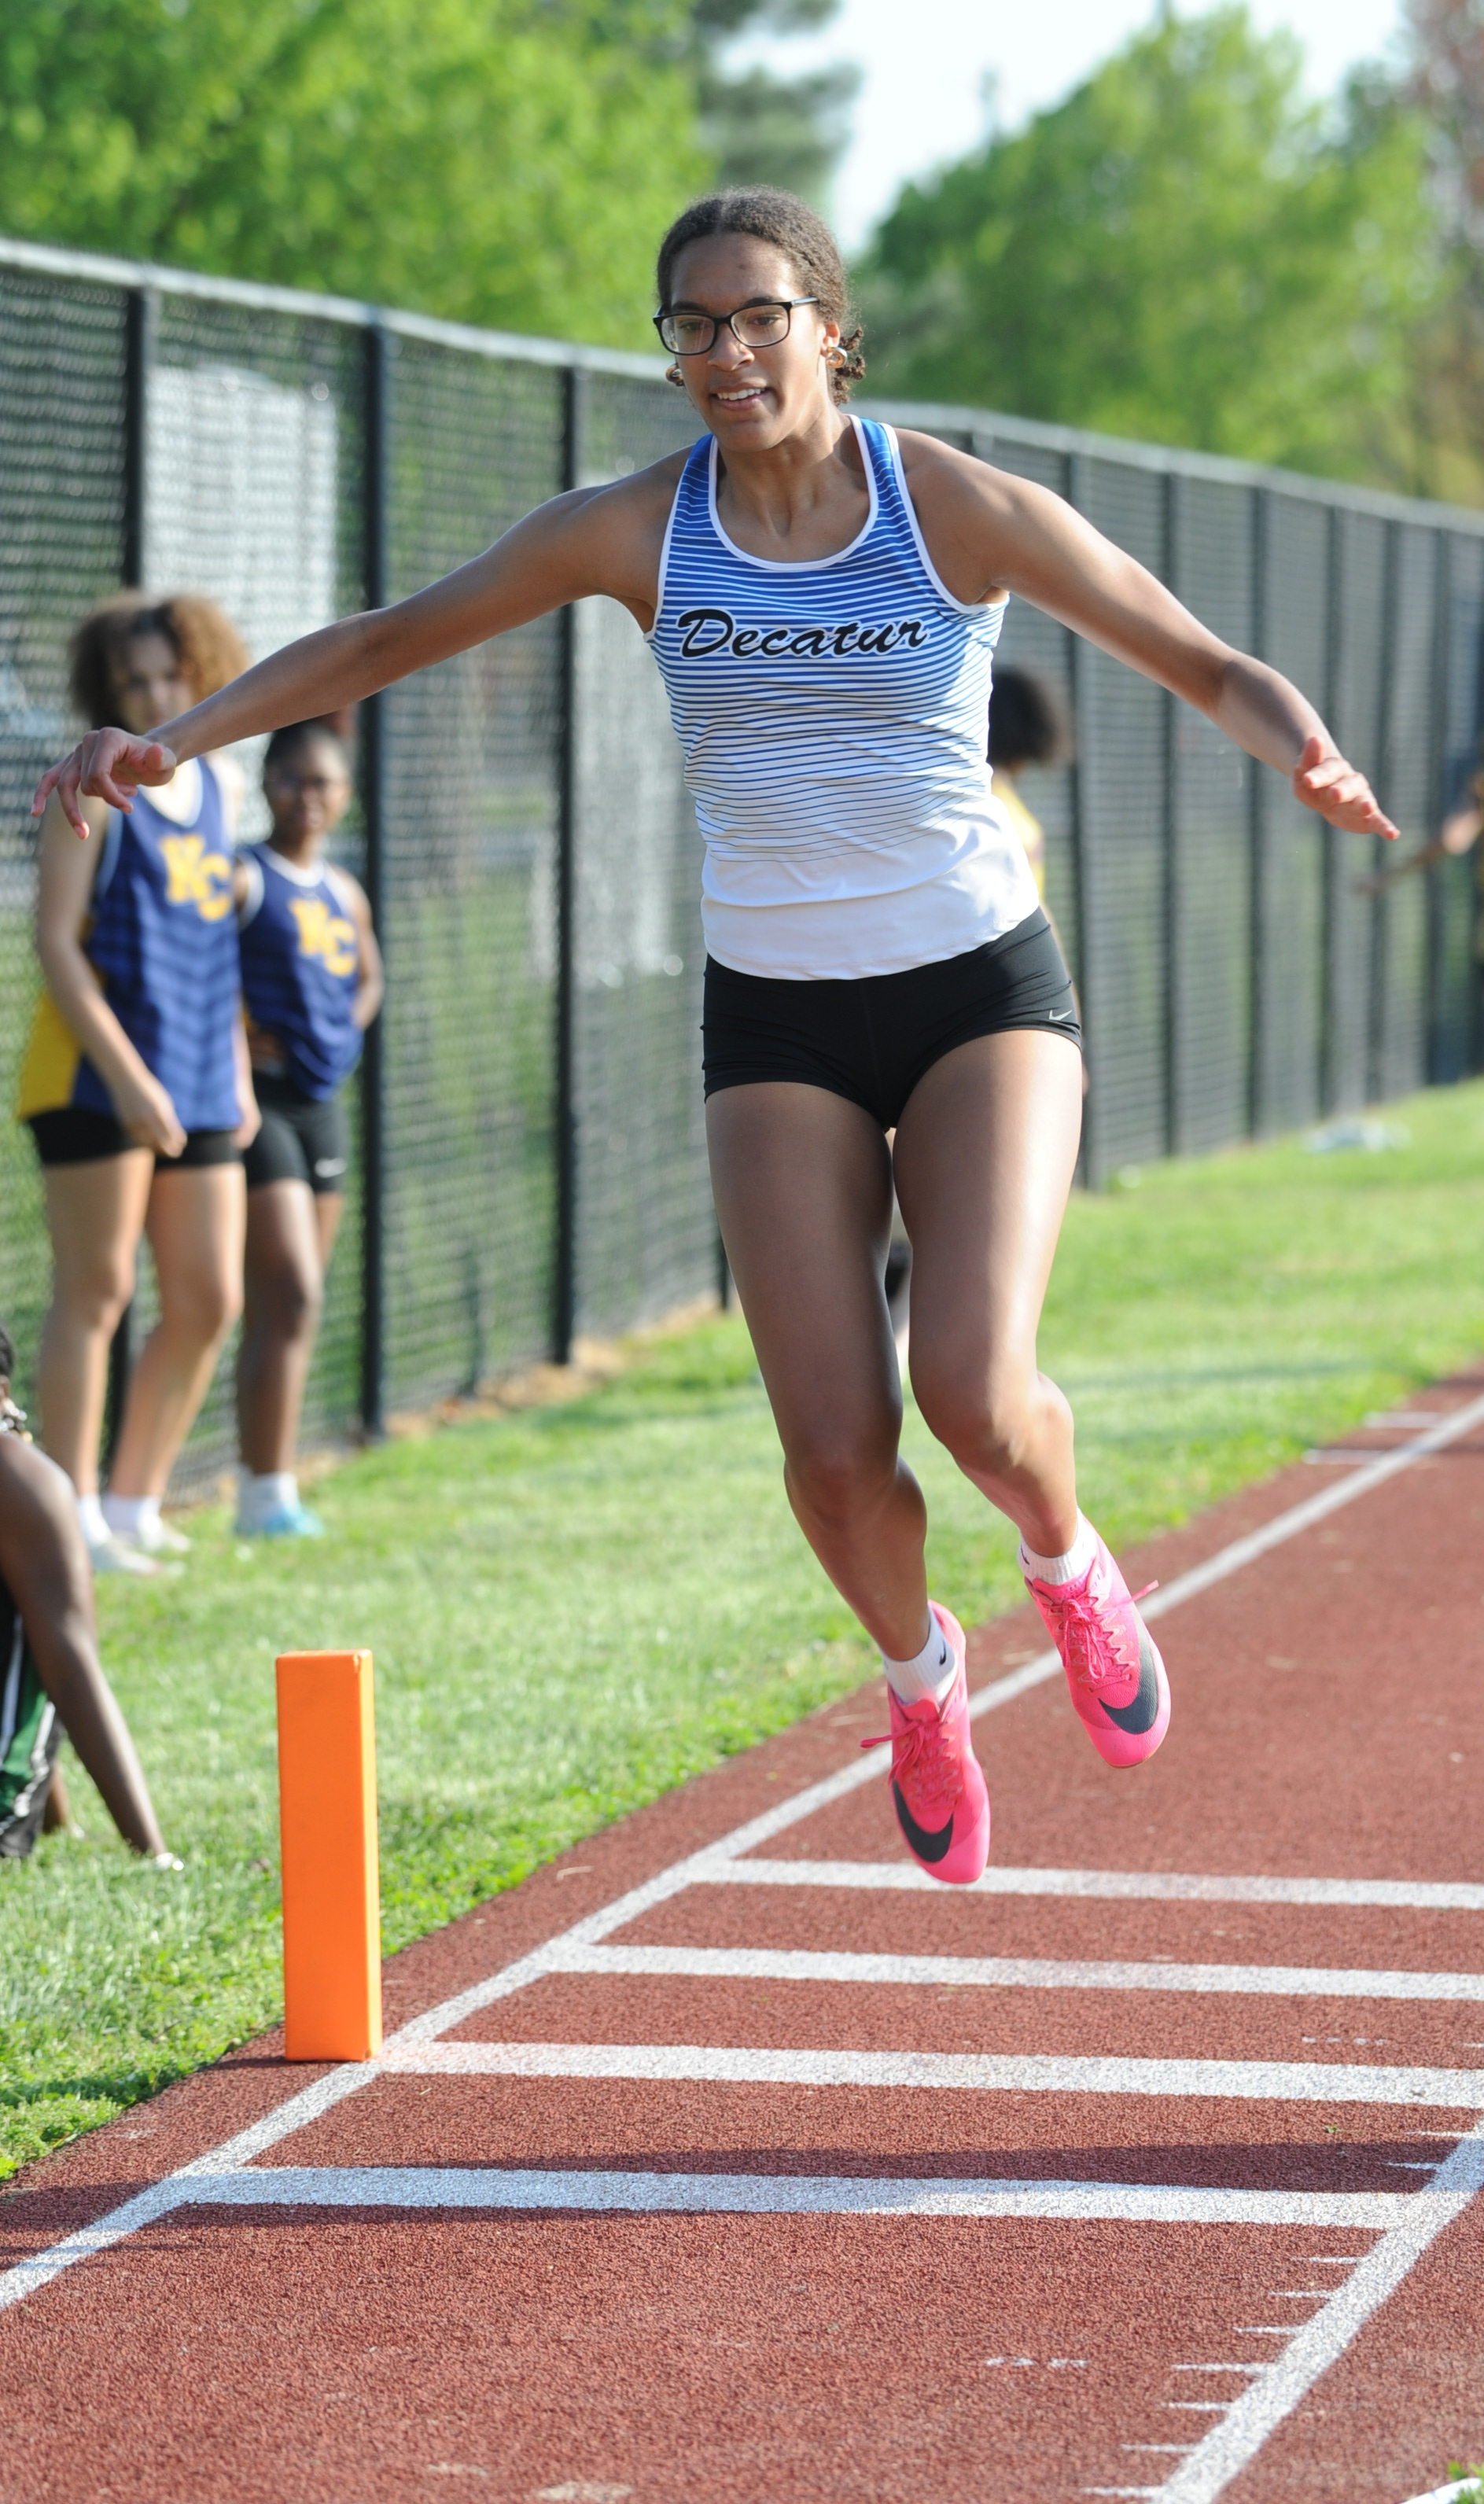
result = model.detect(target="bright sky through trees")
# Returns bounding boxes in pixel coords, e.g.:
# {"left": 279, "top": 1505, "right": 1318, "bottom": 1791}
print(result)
{"left": 727, "top": 0, "right": 1405, "bottom": 245}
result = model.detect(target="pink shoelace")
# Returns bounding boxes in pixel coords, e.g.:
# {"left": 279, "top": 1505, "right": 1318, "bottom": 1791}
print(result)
{"left": 1040, "top": 1574, "right": 1158, "bottom": 1690}
{"left": 860, "top": 1702, "right": 964, "bottom": 1818}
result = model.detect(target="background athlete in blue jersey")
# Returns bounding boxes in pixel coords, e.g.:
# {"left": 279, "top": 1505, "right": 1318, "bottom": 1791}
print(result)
{"left": 35, "top": 189, "right": 1396, "bottom": 1886}
{"left": 20, "top": 595, "right": 259, "bottom": 1574}
{"left": 234, "top": 720, "right": 383, "bottom": 1538}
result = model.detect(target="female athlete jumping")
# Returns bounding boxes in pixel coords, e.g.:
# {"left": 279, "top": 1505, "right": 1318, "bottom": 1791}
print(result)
{"left": 34, "top": 190, "right": 1394, "bottom": 1881}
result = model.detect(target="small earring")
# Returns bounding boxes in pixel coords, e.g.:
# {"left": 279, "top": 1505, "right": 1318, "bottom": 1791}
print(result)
{"left": 825, "top": 345, "right": 846, "bottom": 370}
{"left": 665, "top": 363, "right": 687, "bottom": 388}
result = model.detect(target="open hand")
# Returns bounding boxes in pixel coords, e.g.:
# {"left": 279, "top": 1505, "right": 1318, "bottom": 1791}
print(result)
{"left": 1293, "top": 734, "right": 1397, "bottom": 839}
{"left": 32, "top": 729, "right": 179, "bottom": 839}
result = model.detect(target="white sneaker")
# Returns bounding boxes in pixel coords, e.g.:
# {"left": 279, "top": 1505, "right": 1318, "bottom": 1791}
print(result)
{"left": 87, "top": 1532, "right": 160, "bottom": 1578}
{"left": 132, "top": 1512, "right": 191, "bottom": 1556}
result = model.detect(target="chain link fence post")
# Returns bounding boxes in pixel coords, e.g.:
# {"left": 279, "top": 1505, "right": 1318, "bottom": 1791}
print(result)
{"left": 552, "top": 362, "right": 587, "bottom": 1366}
{"left": 359, "top": 318, "right": 391, "bottom": 1438}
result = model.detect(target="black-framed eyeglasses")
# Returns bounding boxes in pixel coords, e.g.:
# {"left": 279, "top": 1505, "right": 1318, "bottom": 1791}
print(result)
{"left": 654, "top": 298, "right": 819, "bottom": 356}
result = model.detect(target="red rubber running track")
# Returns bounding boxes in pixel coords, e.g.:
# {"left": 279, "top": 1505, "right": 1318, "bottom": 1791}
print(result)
{"left": 4, "top": 1377, "right": 1484, "bottom": 2504}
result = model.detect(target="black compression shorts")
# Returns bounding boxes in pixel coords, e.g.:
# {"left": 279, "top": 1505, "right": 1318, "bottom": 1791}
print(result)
{"left": 27, "top": 1110, "right": 240, "bottom": 1170}
{"left": 701, "top": 908, "right": 1081, "bottom": 1131}
{"left": 242, "top": 1073, "right": 351, "bottom": 1195}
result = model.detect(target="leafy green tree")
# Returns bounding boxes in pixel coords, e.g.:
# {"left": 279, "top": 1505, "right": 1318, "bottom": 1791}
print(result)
{"left": 690, "top": 0, "right": 859, "bottom": 203}
{"left": 862, "top": 6, "right": 1446, "bottom": 492}
{"left": 0, "top": 0, "right": 707, "bottom": 347}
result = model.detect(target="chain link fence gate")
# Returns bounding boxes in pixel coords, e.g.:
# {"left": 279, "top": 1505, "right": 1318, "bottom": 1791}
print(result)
{"left": 2, "top": 235, "right": 1483, "bottom": 1493}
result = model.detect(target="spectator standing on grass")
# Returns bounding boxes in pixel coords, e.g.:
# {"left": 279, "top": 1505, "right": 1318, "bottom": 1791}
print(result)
{"left": 35, "top": 187, "right": 1394, "bottom": 1893}
{"left": 0, "top": 1320, "right": 175, "bottom": 1864}
{"left": 234, "top": 721, "right": 383, "bottom": 1538}
{"left": 16, "top": 594, "right": 259, "bottom": 1575}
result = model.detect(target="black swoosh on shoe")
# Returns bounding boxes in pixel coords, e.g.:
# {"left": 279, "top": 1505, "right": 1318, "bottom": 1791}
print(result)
{"left": 1097, "top": 1633, "right": 1162, "bottom": 1735}
{"left": 893, "top": 1781, "right": 955, "bottom": 1863}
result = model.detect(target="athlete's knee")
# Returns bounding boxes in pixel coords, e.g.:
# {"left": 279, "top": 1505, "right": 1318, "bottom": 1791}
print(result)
{"left": 251, "top": 1255, "right": 322, "bottom": 1342}
{"left": 784, "top": 1424, "right": 899, "bottom": 1533}
{"left": 53, "top": 1244, "right": 137, "bottom": 1339}
{"left": 164, "top": 1261, "right": 243, "bottom": 1348}
{"left": 917, "top": 1361, "right": 1039, "bottom": 1477}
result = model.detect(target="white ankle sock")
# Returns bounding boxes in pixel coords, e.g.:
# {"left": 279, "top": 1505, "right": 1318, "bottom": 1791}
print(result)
{"left": 238, "top": 1468, "right": 298, "bottom": 1528}
{"left": 1020, "top": 1512, "right": 1097, "bottom": 1585}
{"left": 76, "top": 1491, "right": 109, "bottom": 1548}
{"left": 882, "top": 1613, "right": 956, "bottom": 1707}
{"left": 103, "top": 1493, "right": 160, "bottom": 1540}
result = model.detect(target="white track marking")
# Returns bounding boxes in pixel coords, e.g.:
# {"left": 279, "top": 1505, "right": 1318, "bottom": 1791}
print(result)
{"left": 381, "top": 2040, "right": 1484, "bottom": 2106}
{"left": 1144, "top": 2124, "right": 1484, "bottom": 2502}
{"left": 0, "top": 2064, "right": 376, "bottom": 2315}
{"left": 707, "top": 1861, "right": 1484, "bottom": 1911}
{"left": 547, "top": 1942, "right": 1484, "bottom": 2001}
{"left": 142, "top": 2167, "right": 1421, "bottom": 2228}
{"left": 6, "top": 1371, "right": 1484, "bottom": 2466}
{"left": 1394, "top": 2486, "right": 1481, "bottom": 2504}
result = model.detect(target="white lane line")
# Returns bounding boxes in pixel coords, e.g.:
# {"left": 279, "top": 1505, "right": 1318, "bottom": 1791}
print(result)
{"left": 1145, "top": 2123, "right": 1484, "bottom": 2502}
{"left": 165, "top": 2167, "right": 1419, "bottom": 2228}
{"left": 6, "top": 1383, "right": 1484, "bottom": 2326}
{"left": 549, "top": 1942, "right": 1484, "bottom": 2002}
{"left": 1394, "top": 2486, "right": 1482, "bottom": 2504}
{"left": 709, "top": 1862, "right": 1484, "bottom": 1911}
{"left": 0, "top": 2064, "right": 377, "bottom": 2315}
{"left": 381, "top": 2040, "right": 1484, "bottom": 2107}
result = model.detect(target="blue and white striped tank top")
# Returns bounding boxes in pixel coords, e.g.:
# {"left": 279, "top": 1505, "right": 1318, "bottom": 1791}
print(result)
{"left": 646, "top": 414, "right": 1039, "bottom": 979}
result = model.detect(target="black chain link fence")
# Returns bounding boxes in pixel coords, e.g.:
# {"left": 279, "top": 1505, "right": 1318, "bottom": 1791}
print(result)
{"left": 2, "top": 238, "right": 1482, "bottom": 1493}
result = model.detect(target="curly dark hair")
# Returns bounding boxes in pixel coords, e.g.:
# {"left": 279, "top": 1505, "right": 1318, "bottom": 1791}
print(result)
{"left": 263, "top": 720, "right": 352, "bottom": 777}
{"left": 988, "top": 666, "right": 1071, "bottom": 771}
{"left": 656, "top": 188, "right": 865, "bottom": 404}
{"left": 68, "top": 592, "right": 249, "bottom": 731}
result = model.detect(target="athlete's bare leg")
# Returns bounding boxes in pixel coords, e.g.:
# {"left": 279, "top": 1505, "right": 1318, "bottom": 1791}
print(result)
{"left": 893, "top": 1028, "right": 1083, "bottom": 1557}
{"left": 706, "top": 1027, "right": 1083, "bottom": 1659}
{"left": 237, "top": 1181, "right": 343, "bottom": 1475}
{"left": 36, "top": 1151, "right": 154, "bottom": 1492}
{"left": 706, "top": 1081, "right": 929, "bottom": 1660}
{"left": 109, "top": 1162, "right": 245, "bottom": 1499}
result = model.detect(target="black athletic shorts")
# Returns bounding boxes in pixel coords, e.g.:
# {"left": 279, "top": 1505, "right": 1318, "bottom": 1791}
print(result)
{"left": 27, "top": 1109, "right": 240, "bottom": 1170}
{"left": 701, "top": 908, "right": 1081, "bottom": 1131}
{"left": 242, "top": 1073, "right": 351, "bottom": 1195}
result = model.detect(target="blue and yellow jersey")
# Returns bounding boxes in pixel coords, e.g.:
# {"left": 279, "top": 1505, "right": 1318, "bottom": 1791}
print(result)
{"left": 17, "top": 759, "right": 241, "bottom": 1132}
{"left": 238, "top": 845, "right": 363, "bottom": 1103}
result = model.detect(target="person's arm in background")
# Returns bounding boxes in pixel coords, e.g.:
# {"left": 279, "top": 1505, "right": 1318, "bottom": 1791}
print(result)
{"left": 33, "top": 793, "right": 186, "bottom": 1155}
{"left": 0, "top": 1433, "right": 171, "bottom": 1858}
{"left": 1355, "top": 794, "right": 1483, "bottom": 895}
{"left": 232, "top": 1011, "right": 261, "bottom": 1149}
{"left": 330, "top": 867, "right": 385, "bottom": 1032}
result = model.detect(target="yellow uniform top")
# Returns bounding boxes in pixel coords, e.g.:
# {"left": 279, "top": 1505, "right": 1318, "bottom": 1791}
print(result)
{"left": 994, "top": 778, "right": 1045, "bottom": 902}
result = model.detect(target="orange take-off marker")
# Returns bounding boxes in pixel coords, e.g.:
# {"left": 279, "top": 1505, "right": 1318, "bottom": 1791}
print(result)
{"left": 275, "top": 1649, "right": 383, "bottom": 2060}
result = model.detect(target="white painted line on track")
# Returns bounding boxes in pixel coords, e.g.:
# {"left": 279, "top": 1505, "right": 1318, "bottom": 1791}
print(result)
{"left": 6, "top": 1361, "right": 1484, "bottom": 2504}
{"left": 1142, "top": 2121, "right": 1484, "bottom": 2502}
{"left": 168, "top": 2166, "right": 1423, "bottom": 2228}
{"left": 709, "top": 1861, "right": 1484, "bottom": 1911}
{"left": 382, "top": 2040, "right": 1484, "bottom": 2107}
{"left": 1394, "top": 2485, "right": 1482, "bottom": 2504}
{"left": 550, "top": 1942, "right": 1484, "bottom": 2001}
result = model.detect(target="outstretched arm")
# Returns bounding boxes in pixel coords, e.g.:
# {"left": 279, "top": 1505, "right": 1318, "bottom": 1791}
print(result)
{"left": 901, "top": 438, "right": 1397, "bottom": 840}
{"left": 0, "top": 1439, "right": 169, "bottom": 1858}
{"left": 33, "top": 462, "right": 682, "bottom": 837}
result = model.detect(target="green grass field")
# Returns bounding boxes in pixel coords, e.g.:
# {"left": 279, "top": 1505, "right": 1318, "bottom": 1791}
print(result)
{"left": 6, "top": 1080, "right": 1484, "bottom": 2182}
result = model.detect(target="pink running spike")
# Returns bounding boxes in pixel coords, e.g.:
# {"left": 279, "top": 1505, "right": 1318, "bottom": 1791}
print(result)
{"left": 861, "top": 1603, "right": 990, "bottom": 1884}
{"left": 1024, "top": 1526, "right": 1171, "bottom": 1769}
